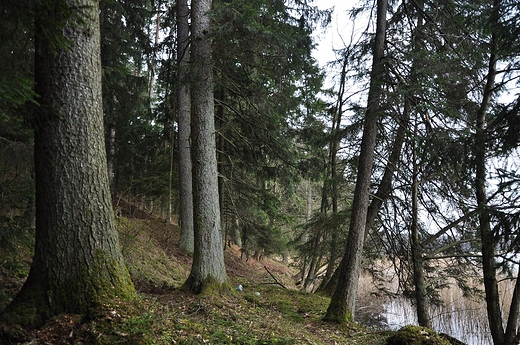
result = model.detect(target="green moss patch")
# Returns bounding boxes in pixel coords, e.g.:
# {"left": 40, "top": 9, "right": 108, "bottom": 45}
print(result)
{"left": 386, "top": 325, "right": 450, "bottom": 345}
{"left": 118, "top": 218, "right": 189, "bottom": 290}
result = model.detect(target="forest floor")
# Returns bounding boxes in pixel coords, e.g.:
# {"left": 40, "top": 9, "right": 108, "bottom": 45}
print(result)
{"left": 0, "top": 208, "right": 449, "bottom": 344}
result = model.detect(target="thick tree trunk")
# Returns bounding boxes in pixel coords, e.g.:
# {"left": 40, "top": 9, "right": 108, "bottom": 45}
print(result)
{"left": 183, "top": 0, "right": 228, "bottom": 293}
{"left": 177, "top": 0, "right": 194, "bottom": 252}
{"left": 324, "top": 0, "right": 387, "bottom": 323}
{"left": 6, "top": 0, "right": 135, "bottom": 325}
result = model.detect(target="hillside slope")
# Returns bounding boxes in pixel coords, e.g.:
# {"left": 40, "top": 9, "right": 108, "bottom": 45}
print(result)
{"left": 0, "top": 214, "right": 392, "bottom": 344}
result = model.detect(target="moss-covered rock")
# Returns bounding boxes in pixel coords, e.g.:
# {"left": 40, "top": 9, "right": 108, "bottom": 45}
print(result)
{"left": 386, "top": 325, "right": 450, "bottom": 345}
{"left": 439, "top": 333, "right": 467, "bottom": 345}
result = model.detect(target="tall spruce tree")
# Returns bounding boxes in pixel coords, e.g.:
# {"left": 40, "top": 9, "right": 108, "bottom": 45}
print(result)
{"left": 177, "top": 0, "right": 194, "bottom": 253}
{"left": 182, "top": 0, "right": 228, "bottom": 293}
{"left": 472, "top": 0, "right": 520, "bottom": 343}
{"left": 211, "top": 0, "right": 329, "bottom": 256}
{"left": 100, "top": 0, "right": 166, "bottom": 211}
{"left": 4, "top": 0, "right": 136, "bottom": 324}
{"left": 325, "top": 0, "right": 387, "bottom": 323}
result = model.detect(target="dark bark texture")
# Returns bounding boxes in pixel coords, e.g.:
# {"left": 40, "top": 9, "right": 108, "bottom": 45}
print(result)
{"left": 6, "top": 0, "right": 135, "bottom": 325}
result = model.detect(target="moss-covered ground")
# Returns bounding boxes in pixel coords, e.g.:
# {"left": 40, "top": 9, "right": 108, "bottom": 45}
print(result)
{"left": 0, "top": 212, "right": 459, "bottom": 344}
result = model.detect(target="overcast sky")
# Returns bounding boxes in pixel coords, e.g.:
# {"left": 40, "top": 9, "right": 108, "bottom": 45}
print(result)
{"left": 312, "top": 0, "right": 362, "bottom": 69}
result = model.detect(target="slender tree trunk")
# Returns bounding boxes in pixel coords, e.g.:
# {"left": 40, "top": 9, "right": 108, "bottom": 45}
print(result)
{"left": 6, "top": 0, "right": 135, "bottom": 324}
{"left": 317, "top": 56, "right": 347, "bottom": 292}
{"left": 320, "top": 63, "right": 409, "bottom": 297}
{"left": 324, "top": 0, "right": 387, "bottom": 323}
{"left": 304, "top": 255, "right": 318, "bottom": 292}
{"left": 183, "top": 0, "right": 228, "bottom": 293}
{"left": 216, "top": 88, "right": 226, "bottom": 246}
{"left": 411, "top": 129, "right": 431, "bottom": 328}
{"left": 365, "top": 104, "right": 409, "bottom": 236}
{"left": 326, "top": 56, "right": 345, "bottom": 286}
{"left": 177, "top": 0, "right": 194, "bottom": 252}
{"left": 304, "top": 229, "right": 322, "bottom": 292}
{"left": 232, "top": 218, "right": 242, "bottom": 247}
{"left": 167, "top": 121, "right": 175, "bottom": 223}
{"left": 148, "top": 2, "right": 161, "bottom": 99}
{"left": 365, "top": 0, "right": 421, "bottom": 239}
{"left": 307, "top": 180, "right": 313, "bottom": 220}
{"left": 476, "top": 2, "right": 505, "bottom": 342}
{"left": 505, "top": 271, "right": 520, "bottom": 344}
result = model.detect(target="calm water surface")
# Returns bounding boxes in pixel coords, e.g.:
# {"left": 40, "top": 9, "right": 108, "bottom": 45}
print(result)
{"left": 355, "top": 273, "right": 505, "bottom": 345}
{"left": 383, "top": 297, "right": 492, "bottom": 345}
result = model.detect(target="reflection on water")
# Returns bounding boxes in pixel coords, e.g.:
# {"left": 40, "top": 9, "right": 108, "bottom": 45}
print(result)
{"left": 383, "top": 297, "right": 492, "bottom": 345}
{"left": 354, "top": 272, "right": 511, "bottom": 345}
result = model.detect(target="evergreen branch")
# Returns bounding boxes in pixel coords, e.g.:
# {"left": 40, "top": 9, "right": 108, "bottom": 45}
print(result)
{"left": 421, "top": 210, "right": 479, "bottom": 248}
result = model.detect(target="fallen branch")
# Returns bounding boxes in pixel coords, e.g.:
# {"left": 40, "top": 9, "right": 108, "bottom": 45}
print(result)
{"left": 264, "top": 266, "right": 287, "bottom": 289}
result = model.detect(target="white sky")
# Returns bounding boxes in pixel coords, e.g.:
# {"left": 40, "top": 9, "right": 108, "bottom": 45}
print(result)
{"left": 312, "top": 0, "right": 365, "bottom": 69}
{"left": 311, "top": 0, "right": 372, "bottom": 96}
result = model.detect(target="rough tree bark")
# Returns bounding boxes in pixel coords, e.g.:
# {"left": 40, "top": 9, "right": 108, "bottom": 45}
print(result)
{"left": 177, "top": 0, "right": 194, "bottom": 252}
{"left": 324, "top": 0, "right": 387, "bottom": 322}
{"left": 5, "top": 0, "right": 136, "bottom": 325}
{"left": 182, "top": 0, "right": 228, "bottom": 293}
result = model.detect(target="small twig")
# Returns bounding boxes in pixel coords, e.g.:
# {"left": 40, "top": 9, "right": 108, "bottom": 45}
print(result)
{"left": 264, "top": 266, "right": 287, "bottom": 289}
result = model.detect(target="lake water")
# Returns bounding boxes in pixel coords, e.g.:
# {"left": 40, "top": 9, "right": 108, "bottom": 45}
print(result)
{"left": 355, "top": 272, "right": 514, "bottom": 345}
{"left": 382, "top": 296, "right": 492, "bottom": 345}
